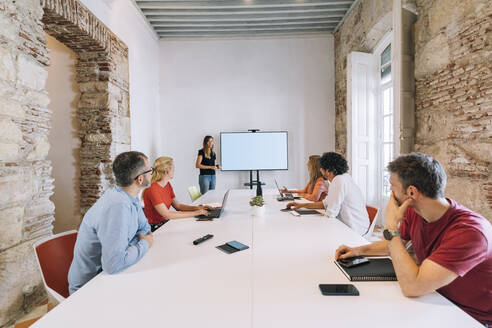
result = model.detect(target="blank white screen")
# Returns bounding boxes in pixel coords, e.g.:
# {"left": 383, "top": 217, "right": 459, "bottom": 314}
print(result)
{"left": 220, "top": 132, "right": 288, "bottom": 171}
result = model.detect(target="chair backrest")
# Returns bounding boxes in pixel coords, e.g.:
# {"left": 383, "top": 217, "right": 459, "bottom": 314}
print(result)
{"left": 188, "top": 186, "right": 202, "bottom": 202}
{"left": 365, "top": 205, "right": 379, "bottom": 237}
{"left": 33, "top": 230, "right": 78, "bottom": 299}
{"left": 366, "top": 205, "right": 378, "bottom": 225}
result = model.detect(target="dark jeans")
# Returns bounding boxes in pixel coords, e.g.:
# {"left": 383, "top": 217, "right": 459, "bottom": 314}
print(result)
{"left": 199, "top": 174, "right": 216, "bottom": 194}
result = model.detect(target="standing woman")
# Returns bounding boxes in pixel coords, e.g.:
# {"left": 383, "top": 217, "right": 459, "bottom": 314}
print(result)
{"left": 196, "top": 136, "right": 220, "bottom": 194}
{"left": 281, "top": 155, "right": 328, "bottom": 201}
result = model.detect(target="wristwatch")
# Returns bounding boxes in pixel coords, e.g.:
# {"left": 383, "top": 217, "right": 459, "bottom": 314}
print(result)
{"left": 383, "top": 229, "right": 401, "bottom": 241}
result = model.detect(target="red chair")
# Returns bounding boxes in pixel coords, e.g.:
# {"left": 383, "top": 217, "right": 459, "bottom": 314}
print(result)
{"left": 33, "top": 230, "right": 77, "bottom": 303}
{"left": 364, "top": 205, "right": 379, "bottom": 238}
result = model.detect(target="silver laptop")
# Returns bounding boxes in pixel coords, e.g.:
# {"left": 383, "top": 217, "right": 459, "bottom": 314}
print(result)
{"left": 274, "top": 179, "right": 295, "bottom": 201}
{"left": 195, "top": 189, "right": 230, "bottom": 219}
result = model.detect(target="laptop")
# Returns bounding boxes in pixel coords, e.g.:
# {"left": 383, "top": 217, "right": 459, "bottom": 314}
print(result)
{"left": 274, "top": 179, "right": 297, "bottom": 201}
{"left": 195, "top": 190, "right": 230, "bottom": 219}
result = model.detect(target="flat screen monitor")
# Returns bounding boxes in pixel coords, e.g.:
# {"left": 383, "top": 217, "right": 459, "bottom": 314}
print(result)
{"left": 220, "top": 131, "right": 288, "bottom": 171}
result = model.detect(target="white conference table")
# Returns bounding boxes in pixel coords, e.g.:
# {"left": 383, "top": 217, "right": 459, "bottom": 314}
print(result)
{"left": 34, "top": 189, "right": 482, "bottom": 328}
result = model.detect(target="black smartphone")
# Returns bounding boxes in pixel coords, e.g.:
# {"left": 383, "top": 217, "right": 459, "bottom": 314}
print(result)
{"left": 338, "top": 256, "right": 370, "bottom": 268}
{"left": 319, "top": 284, "right": 359, "bottom": 296}
{"left": 196, "top": 217, "right": 213, "bottom": 221}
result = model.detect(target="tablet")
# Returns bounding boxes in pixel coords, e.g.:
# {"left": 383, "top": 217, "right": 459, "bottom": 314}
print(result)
{"left": 290, "top": 209, "right": 322, "bottom": 216}
{"left": 216, "top": 240, "right": 249, "bottom": 254}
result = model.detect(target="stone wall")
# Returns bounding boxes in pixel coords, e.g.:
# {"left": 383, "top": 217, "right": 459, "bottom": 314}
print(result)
{"left": 0, "top": 0, "right": 130, "bottom": 325}
{"left": 334, "top": 0, "right": 491, "bottom": 222}
{"left": 414, "top": 0, "right": 492, "bottom": 221}
{"left": 334, "top": 0, "right": 393, "bottom": 157}
{"left": 0, "top": 0, "right": 54, "bottom": 325}
{"left": 42, "top": 0, "right": 131, "bottom": 215}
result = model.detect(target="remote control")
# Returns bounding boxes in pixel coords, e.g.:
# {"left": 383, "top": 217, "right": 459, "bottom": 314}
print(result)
{"left": 193, "top": 234, "right": 213, "bottom": 245}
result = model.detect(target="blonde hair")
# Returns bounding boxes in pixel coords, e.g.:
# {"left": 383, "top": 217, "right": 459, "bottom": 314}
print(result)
{"left": 307, "top": 155, "right": 323, "bottom": 193}
{"left": 202, "top": 135, "right": 214, "bottom": 159}
{"left": 151, "top": 156, "right": 174, "bottom": 183}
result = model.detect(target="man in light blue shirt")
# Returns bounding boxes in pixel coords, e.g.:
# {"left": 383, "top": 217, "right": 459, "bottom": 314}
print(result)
{"left": 68, "top": 151, "right": 154, "bottom": 294}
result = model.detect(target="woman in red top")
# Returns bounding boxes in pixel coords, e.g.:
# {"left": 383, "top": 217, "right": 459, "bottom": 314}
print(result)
{"left": 281, "top": 155, "right": 328, "bottom": 201}
{"left": 143, "top": 156, "right": 208, "bottom": 230}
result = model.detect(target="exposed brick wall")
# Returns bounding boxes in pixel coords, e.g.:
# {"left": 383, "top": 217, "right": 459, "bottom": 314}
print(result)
{"left": 42, "top": 0, "right": 131, "bottom": 214}
{"left": 334, "top": 0, "right": 491, "bottom": 222}
{"left": 0, "top": 0, "right": 53, "bottom": 324}
{"left": 414, "top": 0, "right": 492, "bottom": 221}
{"left": 334, "top": 0, "right": 393, "bottom": 157}
{"left": 0, "top": 0, "right": 130, "bottom": 325}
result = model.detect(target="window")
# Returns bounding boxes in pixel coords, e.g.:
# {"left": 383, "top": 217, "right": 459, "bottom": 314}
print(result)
{"left": 375, "top": 35, "right": 394, "bottom": 213}
{"left": 346, "top": 31, "right": 395, "bottom": 225}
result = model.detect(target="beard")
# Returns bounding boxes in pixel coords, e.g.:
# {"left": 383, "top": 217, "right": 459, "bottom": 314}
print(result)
{"left": 393, "top": 192, "right": 405, "bottom": 206}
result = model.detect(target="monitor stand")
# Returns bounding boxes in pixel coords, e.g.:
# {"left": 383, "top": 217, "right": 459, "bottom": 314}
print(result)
{"left": 243, "top": 170, "right": 265, "bottom": 189}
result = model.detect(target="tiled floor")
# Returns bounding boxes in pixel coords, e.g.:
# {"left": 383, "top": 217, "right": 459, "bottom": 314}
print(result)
{"left": 9, "top": 299, "right": 55, "bottom": 328}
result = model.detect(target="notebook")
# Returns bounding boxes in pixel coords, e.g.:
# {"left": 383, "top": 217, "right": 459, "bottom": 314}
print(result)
{"left": 335, "top": 257, "right": 397, "bottom": 281}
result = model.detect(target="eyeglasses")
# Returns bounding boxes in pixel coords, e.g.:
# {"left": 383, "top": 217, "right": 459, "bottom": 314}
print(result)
{"left": 134, "top": 167, "right": 154, "bottom": 180}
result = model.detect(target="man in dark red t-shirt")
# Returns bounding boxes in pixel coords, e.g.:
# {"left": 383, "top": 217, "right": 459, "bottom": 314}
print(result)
{"left": 335, "top": 153, "right": 492, "bottom": 326}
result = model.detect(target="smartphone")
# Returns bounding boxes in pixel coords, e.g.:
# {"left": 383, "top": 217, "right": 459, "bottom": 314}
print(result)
{"left": 280, "top": 208, "right": 293, "bottom": 212}
{"left": 226, "top": 240, "right": 249, "bottom": 251}
{"left": 337, "top": 256, "right": 370, "bottom": 268}
{"left": 196, "top": 217, "right": 213, "bottom": 221}
{"left": 319, "top": 284, "right": 359, "bottom": 296}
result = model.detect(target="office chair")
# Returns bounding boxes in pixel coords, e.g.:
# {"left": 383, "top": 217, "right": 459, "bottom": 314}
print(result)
{"left": 33, "top": 230, "right": 78, "bottom": 303}
{"left": 364, "top": 205, "right": 379, "bottom": 240}
{"left": 188, "top": 186, "right": 202, "bottom": 202}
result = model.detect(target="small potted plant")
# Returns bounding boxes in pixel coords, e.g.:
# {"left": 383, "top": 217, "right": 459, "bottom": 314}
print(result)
{"left": 249, "top": 196, "right": 265, "bottom": 217}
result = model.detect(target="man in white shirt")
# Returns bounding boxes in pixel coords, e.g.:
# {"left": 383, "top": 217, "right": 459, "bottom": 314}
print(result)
{"left": 286, "top": 152, "right": 369, "bottom": 235}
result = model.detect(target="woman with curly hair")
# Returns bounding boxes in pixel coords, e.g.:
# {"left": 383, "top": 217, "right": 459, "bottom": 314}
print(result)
{"left": 286, "top": 152, "right": 369, "bottom": 235}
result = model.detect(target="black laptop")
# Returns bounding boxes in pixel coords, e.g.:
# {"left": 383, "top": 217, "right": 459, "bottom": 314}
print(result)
{"left": 274, "top": 179, "right": 298, "bottom": 201}
{"left": 195, "top": 190, "right": 230, "bottom": 219}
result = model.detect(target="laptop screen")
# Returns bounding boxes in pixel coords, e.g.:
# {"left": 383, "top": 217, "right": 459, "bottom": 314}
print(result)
{"left": 274, "top": 179, "right": 283, "bottom": 196}
{"left": 219, "top": 190, "right": 230, "bottom": 214}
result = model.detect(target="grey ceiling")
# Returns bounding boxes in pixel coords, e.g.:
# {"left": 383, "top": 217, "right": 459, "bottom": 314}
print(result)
{"left": 134, "top": 0, "right": 357, "bottom": 38}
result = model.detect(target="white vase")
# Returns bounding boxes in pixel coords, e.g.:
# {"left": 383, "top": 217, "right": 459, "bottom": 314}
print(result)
{"left": 252, "top": 205, "right": 265, "bottom": 217}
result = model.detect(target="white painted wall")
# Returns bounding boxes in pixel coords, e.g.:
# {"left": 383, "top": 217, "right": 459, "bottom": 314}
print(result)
{"left": 79, "top": 0, "right": 161, "bottom": 159}
{"left": 46, "top": 35, "right": 81, "bottom": 233}
{"left": 158, "top": 36, "right": 335, "bottom": 201}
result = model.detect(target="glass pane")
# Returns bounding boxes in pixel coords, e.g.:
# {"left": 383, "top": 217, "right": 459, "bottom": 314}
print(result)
{"left": 381, "top": 65, "right": 391, "bottom": 83}
{"left": 383, "top": 170, "right": 391, "bottom": 197}
{"left": 383, "top": 88, "right": 391, "bottom": 115}
{"left": 381, "top": 44, "right": 391, "bottom": 66}
{"left": 384, "top": 115, "right": 393, "bottom": 142}
{"left": 384, "top": 143, "right": 393, "bottom": 168}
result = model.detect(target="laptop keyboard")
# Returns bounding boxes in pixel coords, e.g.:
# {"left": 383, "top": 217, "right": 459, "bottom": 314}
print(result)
{"left": 196, "top": 208, "right": 221, "bottom": 219}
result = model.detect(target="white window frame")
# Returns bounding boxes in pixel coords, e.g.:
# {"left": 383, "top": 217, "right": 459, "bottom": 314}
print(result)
{"left": 373, "top": 31, "right": 395, "bottom": 223}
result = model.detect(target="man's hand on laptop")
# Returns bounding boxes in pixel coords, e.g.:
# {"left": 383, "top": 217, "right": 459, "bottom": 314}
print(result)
{"left": 280, "top": 187, "right": 288, "bottom": 193}
{"left": 139, "top": 232, "right": 154, "bottom": 248}
{"left": 286, "top": 202, "right": 304, "bottom": 210}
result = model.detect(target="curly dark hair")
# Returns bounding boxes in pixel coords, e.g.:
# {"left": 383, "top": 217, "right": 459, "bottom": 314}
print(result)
{"left": 387, "top": 153, "right": 446, "bottom": 199}
{"left": 112, "top": 151, "right": 147, "bottom": 187}
{"left": 319, "top": 152, "right": 348, "bottom": 176}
